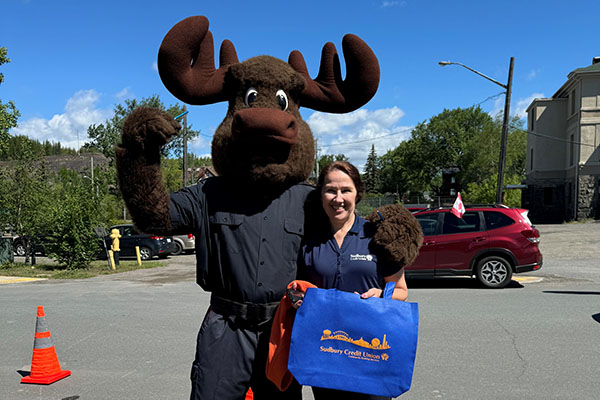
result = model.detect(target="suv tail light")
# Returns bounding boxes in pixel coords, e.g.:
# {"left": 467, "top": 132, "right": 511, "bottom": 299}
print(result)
{"left": 521, "top": 229, "right": 540, "bottom": 243}
{"left": 149, "top": 235, "right": 165, "bottom": 240}
{"left": 187, "top": 234, "right": 194, "bottom": 239}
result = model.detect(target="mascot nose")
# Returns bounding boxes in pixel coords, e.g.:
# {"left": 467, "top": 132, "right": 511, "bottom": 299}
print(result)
{"left": 232, "top": 108, "right": 298, "bottom": 145}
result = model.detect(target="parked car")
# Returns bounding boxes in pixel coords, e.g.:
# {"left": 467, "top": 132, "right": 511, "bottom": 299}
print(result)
{"left": 172, "top": 234, "right": 195, "bottom": 255}
{"left": 409, "top": 205, "right": 542, "bottom": 288}
{"left": 13, "top": 235, "right": 50, "bottom": 256}
{"left": 101, "top": 224, "right": 177, "bottom": 260}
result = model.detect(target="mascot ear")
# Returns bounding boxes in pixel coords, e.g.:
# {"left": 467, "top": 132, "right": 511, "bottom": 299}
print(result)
{"left": 367, "top": 204, "right": 424, "bottom": 267}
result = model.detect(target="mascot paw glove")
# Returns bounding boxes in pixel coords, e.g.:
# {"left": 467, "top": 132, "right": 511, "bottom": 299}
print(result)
{"left": 367, "top": 204, "right": 424, "bottom": 267}
{"left": 121, "top": 107, "right": 181, "bottom": 153}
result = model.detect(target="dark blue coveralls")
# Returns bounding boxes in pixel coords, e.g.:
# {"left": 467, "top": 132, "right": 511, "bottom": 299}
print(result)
{"left": 169, "top": 177, "right": 312, "bottom": 400}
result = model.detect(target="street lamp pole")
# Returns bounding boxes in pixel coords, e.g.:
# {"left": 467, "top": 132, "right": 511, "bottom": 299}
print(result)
{"left": 439, "top": 57, "right": 515, "bottom": 204}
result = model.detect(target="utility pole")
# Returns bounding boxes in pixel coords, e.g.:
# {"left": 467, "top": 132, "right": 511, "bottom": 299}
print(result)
{"left": 439, "top": 57, "right": 515, "bottom": 204}
{"left": 495, "top": 57, "right": 514, "bottom": 204}
{"left": 182, "top": 105, "right": 188, "bottom": 187}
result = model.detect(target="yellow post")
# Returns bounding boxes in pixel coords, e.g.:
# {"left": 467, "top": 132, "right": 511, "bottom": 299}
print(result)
{"left": 108, "top": 250, "right": 116, "bottom": 271}
{"left": 135, "top": 246, "right": 142, "bottom": 266}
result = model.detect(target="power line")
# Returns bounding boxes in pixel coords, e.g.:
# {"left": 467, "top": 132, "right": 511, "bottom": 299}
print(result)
{"left": 323, "top": 127, "right": 413, "bottom": 147}
{"left": 476, "top": 91, "right": 506, "bottom": 106}
{"left": 528, "top": 130, "right": 598, "bottom": 148}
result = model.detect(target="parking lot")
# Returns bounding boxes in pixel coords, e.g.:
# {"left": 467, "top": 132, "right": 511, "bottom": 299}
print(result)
{"left": 1, "top": 222, "right": 599, "bottom": 399}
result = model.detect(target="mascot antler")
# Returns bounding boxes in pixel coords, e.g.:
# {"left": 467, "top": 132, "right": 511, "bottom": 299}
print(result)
{"left": 157, "top": 16, "right": 239, "bottom": 105}
{"left": 289, "top": 36, "right": 380, "bottom": 113}
{"left": 158, "top": 16, "right": 379, "bottom": 113}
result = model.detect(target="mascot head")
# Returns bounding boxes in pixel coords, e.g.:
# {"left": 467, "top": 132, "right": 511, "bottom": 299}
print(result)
{"left": 157, "top": 16, "right": 379, "bottom": 188}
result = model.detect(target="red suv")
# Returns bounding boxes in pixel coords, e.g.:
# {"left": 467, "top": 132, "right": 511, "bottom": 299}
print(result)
{"left": 409, "top": 205, "right": 542, "bottom": 288}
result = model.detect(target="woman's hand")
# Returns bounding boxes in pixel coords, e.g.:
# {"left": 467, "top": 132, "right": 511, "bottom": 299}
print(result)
{"left": 359, "top": 288, "right": 383, "bottom": 299}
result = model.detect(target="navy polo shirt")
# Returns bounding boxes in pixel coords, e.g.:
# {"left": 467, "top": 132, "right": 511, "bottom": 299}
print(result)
{"left": 300, "top": 215, "right": 401, "bottom": 294}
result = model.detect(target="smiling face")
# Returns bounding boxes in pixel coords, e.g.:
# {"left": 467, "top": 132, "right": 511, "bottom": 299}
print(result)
{"left": 321, "top": 169, "right": 358, "bottom": 231}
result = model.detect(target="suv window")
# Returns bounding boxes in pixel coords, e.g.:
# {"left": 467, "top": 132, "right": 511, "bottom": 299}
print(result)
{"left": 484, "top": 211, "right": 515, "bottom": 230}
{"left": 442, "top": 211, "right": 481, "bottom": 234}
{"left": 415, "top": 214, "right": 442, "bottom": 236}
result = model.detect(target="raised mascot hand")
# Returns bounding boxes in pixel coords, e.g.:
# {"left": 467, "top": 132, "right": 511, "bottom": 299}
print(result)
{"left": 120, "top": 108, "right": 181, "bottom": 157}
{"left": 367, "top": 204, "right": 424, "bottom": 268}
{"left": 115, "top": 108, "right": 181, "bottom": 235}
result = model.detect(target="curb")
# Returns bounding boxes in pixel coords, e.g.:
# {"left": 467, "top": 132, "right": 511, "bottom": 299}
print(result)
{"left": 0, "top": 276, "right": 48, "bottom": 284}
{"left": 513, "top": 276, "right": 544, "bottom": 283}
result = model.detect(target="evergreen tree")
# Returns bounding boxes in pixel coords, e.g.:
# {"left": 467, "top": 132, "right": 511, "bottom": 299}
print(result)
{"left": 363, "top": 144, "right": 381, "bottom": 193}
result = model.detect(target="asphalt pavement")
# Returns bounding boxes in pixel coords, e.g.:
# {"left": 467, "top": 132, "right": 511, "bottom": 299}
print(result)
{"left": 1, "top": 221, "right": 599, "bottom": 399}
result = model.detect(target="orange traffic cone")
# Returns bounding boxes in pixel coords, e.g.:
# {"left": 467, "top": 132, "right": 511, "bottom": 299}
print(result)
{"left": 245, "top": 388, "right": 254, "bottom": 400}
{"left": 21, "top": 306, "right": 71, "bottom": 384}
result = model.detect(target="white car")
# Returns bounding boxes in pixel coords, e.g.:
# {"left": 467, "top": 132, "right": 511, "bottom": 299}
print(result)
{"left": 172, "top": 234, "right": 195, "bottom": 255}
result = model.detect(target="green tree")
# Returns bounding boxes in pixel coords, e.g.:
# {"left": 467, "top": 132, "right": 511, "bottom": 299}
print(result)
{"left": 381, "top": 106, "right": 494, "bottom": 194}
{"left": 0, "top": 150, "right": 53, "bottom": 260}
{"left": 363, "top": 144, "right": 382, "bottom": 193}
{"left": 85, "top": 95, "right": 199, "bottom": 162}
{"left": 0, "top": 47, "right": 20, "bottom": 156}
{"left": 43, "top": 169, "right": 103, "bottom": 269}
{"left": 317, "top": 153, "right": 348, "bottom": 176}
{"left": 0, "top": 135, "right": 76, "bottom": 160}
{"left": 380, "top": 107, "right": 527, "bottom": 206}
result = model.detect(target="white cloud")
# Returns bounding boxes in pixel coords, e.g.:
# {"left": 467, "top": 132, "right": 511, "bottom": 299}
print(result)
{"left": 514, "top": 92, "right": 544, "bottom": 119}
{"left": 10, "top": 89, "right": 111, "bottom": 150}
{"left": 307, "top": 106, "right": 411, "bottom": 171}
{"left": 381, "top": 0, "right": 406, "bottom": 7}
{"left": 489, "top": 92, "right": 545, "bottom": 120}
{"left": 115, "top": 87, "right": 134, "bottom": 101}
{"left": 526, "top": 69, "right": 538, "bottom": 81}
{"left": 152, "top": 61, "right": 158, "bottom": 72}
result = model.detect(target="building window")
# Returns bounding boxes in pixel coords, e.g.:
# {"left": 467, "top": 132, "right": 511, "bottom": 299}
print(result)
{"left": 570, "top": 90, "right": 576, "bottom": 115}
{"left": 544, "top": 187, "right": 553, "bottom": 205}
{"left": 530, "top": 148, "right": 534, "bottom": 171}
{"left": 530, "top": 108, "right": 535, "bottom": 131}
{"left": 569, "top": 134, "right": 574, "bottom": 166}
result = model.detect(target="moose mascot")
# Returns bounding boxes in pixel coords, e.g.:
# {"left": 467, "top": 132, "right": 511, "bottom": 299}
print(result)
{"left": 116, "top": 16, "right": 422, "bottom": 400}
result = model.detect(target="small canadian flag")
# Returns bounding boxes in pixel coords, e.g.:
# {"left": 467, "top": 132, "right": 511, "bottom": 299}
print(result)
{"left": 451, "top": 192, "right": 465, "bottom": 219}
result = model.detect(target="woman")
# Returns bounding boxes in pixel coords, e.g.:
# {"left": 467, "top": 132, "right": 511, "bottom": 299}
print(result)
{"left": 298, "top": 161, "right": 408, "bottom": 400}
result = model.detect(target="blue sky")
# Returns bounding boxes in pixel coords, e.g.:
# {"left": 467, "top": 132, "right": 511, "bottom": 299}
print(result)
{"left": 2, "top": 0, "right": 600, "bottom": 170}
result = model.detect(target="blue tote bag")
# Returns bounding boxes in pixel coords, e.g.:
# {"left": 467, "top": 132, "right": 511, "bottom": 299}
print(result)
{"left": 288, "top": 282, "right": 418, "bottom": 397}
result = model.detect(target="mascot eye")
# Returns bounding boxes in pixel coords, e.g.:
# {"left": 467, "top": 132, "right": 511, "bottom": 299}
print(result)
{"left": 245, "top": 88, "right": 258, "bottom": 106}
{"left": 276, "top": 90, "right": 288, "bottom": 111}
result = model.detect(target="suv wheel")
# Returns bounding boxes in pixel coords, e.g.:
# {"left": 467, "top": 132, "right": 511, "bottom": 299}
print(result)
{"left": 139, "top": 247, "right": 152, "bottom": 260}
{"left": 476, "top": 256, "right": 513, "bottom": 288}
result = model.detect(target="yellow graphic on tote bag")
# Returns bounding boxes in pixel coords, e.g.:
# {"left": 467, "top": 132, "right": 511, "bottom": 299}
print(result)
{"left": 319, "top": 330, "right": 391, "bottom": 362}
{"left": 321, "top": 330, "right": 390, "bottom": 350}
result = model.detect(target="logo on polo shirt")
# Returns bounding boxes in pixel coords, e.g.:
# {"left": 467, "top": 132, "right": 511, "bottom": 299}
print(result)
{"left": 350, "top": 253, "right": 374, "bottom": 261}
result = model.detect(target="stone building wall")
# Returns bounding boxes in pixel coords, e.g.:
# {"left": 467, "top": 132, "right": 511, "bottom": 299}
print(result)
{"left": 577, "top": 174, "right": 600, "bottom": 220}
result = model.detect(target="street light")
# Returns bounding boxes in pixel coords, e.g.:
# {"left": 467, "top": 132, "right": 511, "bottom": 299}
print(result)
{"left": 439, "top": 58, "right": 514, "bottom": 204}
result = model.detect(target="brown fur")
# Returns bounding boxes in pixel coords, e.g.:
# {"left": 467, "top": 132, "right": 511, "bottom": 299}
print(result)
{"left": 211, "top": 56, "right": 314, "bottom": 187}
{"left": 367, "top": 204, "right": 424, "bottom": 268}
{"left": 116, "top": 108, "right": 180, "bottom": 234}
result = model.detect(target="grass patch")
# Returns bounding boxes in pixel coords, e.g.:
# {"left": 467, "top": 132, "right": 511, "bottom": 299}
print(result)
{"left": 0, "top": 259, "right": 165, "bottom": 279}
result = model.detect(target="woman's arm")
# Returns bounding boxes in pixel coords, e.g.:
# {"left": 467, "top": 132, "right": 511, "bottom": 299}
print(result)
{"left": 384, "top": 268, "right": 408, "bottom": 301}
{"left": 359, "top": 268, "right": 408, "bottom": 301}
